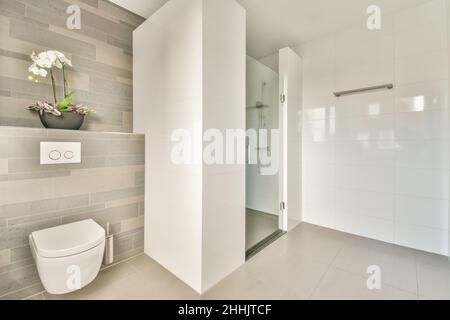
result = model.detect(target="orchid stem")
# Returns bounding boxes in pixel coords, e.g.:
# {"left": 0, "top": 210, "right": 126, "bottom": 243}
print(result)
{"left": 62, "top": 64, "right": 68, "bottom": 97}
{"left": 50, "top": 68, "right": 57, "bottom": 107}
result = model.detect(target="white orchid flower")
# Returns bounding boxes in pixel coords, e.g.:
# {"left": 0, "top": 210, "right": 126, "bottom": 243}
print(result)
{"left": 28, "top": 64, "right": 48, "bottom": 77}
{"left": 29, "top": 50, "right": 72, "bottom": 71}
{"left": 65, "top": 58, "right": 73, "bottom": 67}
{"left": 35, "top": 54, "right": 53, "bottom": 68}
{"left": 28, "top": 50, "right": 73, "bottom": 80}
{"left": 38, "top": 68, "right": 48, "bottom": 77}
{"left": 52, "top": 51, "right": 72, "bottom": 68}
{"left": 46, "top": 51, "right": 57, "bottom": 62}
{"left": 53, "top": 59, "right": 63, "bottom": 69}
{"left": 30, "top": 51, "right": 38, "bottom": 62}
{"left": 28, "top": 50, "right": 75, "bottom": 108}
{"left": 28, "top": 64, "right": 38, "bottom": 74}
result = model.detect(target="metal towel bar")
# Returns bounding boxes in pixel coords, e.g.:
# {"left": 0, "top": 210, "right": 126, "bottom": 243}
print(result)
{"left": 334, "top": 84, "right": 394, "bottom": 97}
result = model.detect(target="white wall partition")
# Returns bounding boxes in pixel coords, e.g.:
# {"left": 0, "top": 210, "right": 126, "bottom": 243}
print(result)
{"left": 298, "top": 0, "right": 450, "bottom": 255}
{"left": 201, "top": 0, "right": 246, "bottom": 292}
{"left": 133, "top": 0, "right": 245, "bottom": 293}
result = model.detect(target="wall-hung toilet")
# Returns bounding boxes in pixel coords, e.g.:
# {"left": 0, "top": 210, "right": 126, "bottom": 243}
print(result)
{"left": 29, "top": 219, "right": 105, "bottom": 295}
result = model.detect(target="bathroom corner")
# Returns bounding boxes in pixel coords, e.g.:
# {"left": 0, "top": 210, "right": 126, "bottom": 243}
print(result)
{"left": 0, "top": 0, "right": 146, "bottom": 299}
{"left": 0, "top": 127, "right": 145, "bottom": 299}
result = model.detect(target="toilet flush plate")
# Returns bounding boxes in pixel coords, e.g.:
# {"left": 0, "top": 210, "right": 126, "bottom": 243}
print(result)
{"left": 40, "top": 142, "right": 81, "bottom": 165}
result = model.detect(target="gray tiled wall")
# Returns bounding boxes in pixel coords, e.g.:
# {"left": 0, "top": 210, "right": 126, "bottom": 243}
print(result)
{"left": 0, "top": 126, "right": 145, "bottom": 299}
{"left": 0, "top": 0, "right": 144, "bottom": 132}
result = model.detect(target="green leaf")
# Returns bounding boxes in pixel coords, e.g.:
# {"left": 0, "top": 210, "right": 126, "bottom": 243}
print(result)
{"left": 57, "top": 91, "right": 74, "bottom": 110}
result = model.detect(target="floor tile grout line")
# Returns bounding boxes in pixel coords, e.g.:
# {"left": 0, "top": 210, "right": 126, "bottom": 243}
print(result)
{"left": 19, "top": 252, "right": 145, "bottom": 300}
{"left": 414, "top": 252, "right": 420, "bottom": 299}
{"left": 307, "top": 241, "right": 345, "bottom": 300}
{"left": 15, "top": 224, "right": 449, "bottom": 300}
{"left": 330, "top": 265, "right": 418, "bottom": 298}
{"left": 22, "top": 292, "right": 45, "bottom": 301}
{"left": 0, "top": 282, "right": 44, "bottom": 300}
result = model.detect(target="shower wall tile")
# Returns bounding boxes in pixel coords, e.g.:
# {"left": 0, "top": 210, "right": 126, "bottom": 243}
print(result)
{"left": 395, "top": 0, "right": 447, "bottom": 58}
{"left": 64, "top": 202, "right": 138, "bottom": 223}
{"left": 396, "top": 195, "right": 448, "bottom": 230}
{"left": 1, "top": 171, "right": 70, "bottom": 183}
{"left": 121, "top": 216, "right": 144, "bottom": 233}
{"left": 299, "top": 0, "right": 449, "bottom": 255}
{"left": 71, "top": 55, "right": 133, "bottom": 79}
{"left": 106, "top": 154, "right": 145, "bottom": 167}
{"left": 396, "top": 140, "right": 450, "bottom": 170}
{"left": 10, "top": 246, "right": 31, "bottom": 263}
{"left": 0, "top": 257, "right": 34, "bottom": 274}
{"left": 133, "top": 229, "right": 144, "bottom": 248}
{"left": 0, "top": 0, "right": 25, "bottom": 16}
{"left": 90, "top": 186, "right": 144, "bottom": 204}
{"left": 79, "top": 0, "right": 99, "bottom": 8}
{"left": 395, "top": 80, "right": 449, "bottom": 113}
{"left": 7, "top": 204, "right": 105, "bottom": 227}
{"left": 0, "top": 265, "right": 39, "bottom": 297}
{"left": 0, "top": 194, "right": 89, "bottom": 220}
{"left": 395, "top": 109, "right": 450, "bottom": 140}
{"left": 396, "top": 167, "right": 449, "bottom": 199}
{"left": 134, "top": 170, "right": 145, "bottom": 186}
{"left": 0, "top": 0, "right": 144, "bottom": 132}
{"left": 105, "top": 195, "right": 144, "bottom": 209}
{"left": 138, "top": 202, "right": 144, "bottom": 216}
{"left": 395, "top": 50, "right": 449, "bottom": 86}
{"left": 334, "top": 15, "right": 395, "bottom": 92}
{"left": 10, "top": 19, "right": 96, "bottom": 59}
{"left": 7, "top": 156, "right": 106, "bottom": 173}
{"left": 0, "top": 127, "right": 145, "bottom": 299}
{"left": 0, "top": 160, "right": 7, "bottom": 175}
{"left": 0, "top": 250, "right": 10, "bottom": 268}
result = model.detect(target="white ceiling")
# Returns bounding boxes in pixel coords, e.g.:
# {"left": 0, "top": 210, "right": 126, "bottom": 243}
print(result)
{"left": 110, "top": 0, "right": 430, "bottom": 59}
{"left": 109, "top": 0, "right": 168, "bottom": 18}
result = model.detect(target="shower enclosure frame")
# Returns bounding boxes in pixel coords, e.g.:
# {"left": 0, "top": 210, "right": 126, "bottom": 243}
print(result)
{"left": 278, "top": 47, "right": 303, "bottom": 232}
{"left": 246, "top": 47, "right": 302, "bottom": 258}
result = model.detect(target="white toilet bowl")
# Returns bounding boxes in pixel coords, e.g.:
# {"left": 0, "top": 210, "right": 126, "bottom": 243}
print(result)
{"left": 29, "top": 219, "right": 105, "bottom": 295}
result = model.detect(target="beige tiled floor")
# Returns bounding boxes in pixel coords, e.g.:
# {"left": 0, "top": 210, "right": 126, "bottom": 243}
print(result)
{"left": 29, "top": 223, "right": 450, "bottom": 300}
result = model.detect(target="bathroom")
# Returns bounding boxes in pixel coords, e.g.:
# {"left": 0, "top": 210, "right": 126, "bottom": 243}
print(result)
{"left": 0, "top": 0, "right": 450, "bottom": 302}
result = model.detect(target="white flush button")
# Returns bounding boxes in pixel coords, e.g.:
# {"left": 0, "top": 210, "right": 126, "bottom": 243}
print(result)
{"left": 40, "top": 142, "right": 81, "bottom": 165}
{"left": 64, "top": 151, "right": 74, "bottom": 159}
{"left": 49, "top": 150, "right": 61, "bottom": 160}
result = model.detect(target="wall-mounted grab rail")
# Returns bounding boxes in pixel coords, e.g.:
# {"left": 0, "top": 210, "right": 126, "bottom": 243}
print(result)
{"left": 333, "top": 84, "right": 394, "bottom": 97}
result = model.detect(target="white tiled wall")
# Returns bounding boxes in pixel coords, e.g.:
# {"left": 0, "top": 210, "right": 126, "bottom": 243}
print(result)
{"left": 297, "top": 0, "right": 450, "bottom": 255}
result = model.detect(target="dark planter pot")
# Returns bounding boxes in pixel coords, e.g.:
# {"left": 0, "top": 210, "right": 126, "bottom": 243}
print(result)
{"left": 39, "top": 112, "right": 85, "bottom": 130}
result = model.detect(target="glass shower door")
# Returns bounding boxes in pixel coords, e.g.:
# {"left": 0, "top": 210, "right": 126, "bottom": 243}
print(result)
{"left": 245, "top": 55, "right": 282, "bottom": 256}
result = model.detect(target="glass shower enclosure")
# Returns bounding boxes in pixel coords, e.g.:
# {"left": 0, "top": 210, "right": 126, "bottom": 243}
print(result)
{"left": 245, "top": 54, "right": 282, "bottom": 257}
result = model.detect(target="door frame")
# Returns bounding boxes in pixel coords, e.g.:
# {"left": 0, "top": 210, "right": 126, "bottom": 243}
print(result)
{"left": 278, "top": 56, "right": 288, "bottom": 232}
{"left": 278, "top": 47, "right": 303, "bottom": 232}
